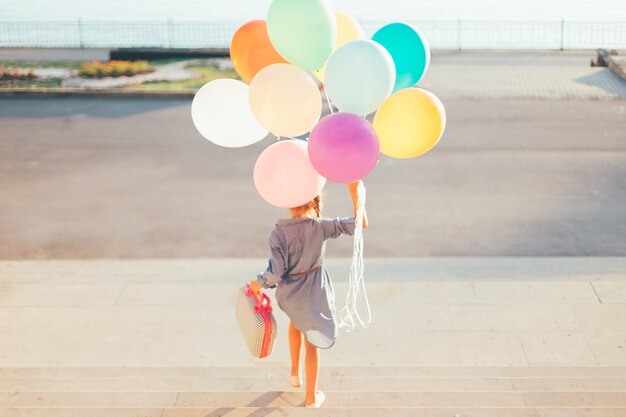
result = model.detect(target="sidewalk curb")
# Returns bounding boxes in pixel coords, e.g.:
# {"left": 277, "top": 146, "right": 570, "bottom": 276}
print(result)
{"left": 0, "top": 88, "right": 195, "bottom": 98}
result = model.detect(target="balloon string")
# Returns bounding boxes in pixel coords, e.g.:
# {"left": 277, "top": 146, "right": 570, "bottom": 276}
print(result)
{"left": 323, "top": 86, "right": 334, "bottom": 115}
{"left": 337, "top": 181, "right": 371, "bottom": 331}
{"left": 276, "top": 135, "right": 306, "bottom": 142}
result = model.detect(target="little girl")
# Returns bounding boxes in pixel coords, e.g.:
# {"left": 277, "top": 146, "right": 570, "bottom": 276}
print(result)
{"left": 248, "top": 180, "right": 367, "bottom": 408}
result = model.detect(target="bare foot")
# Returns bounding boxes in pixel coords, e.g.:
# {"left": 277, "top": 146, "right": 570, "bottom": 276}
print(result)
{"left": 287, "top": 375, "right": 302, "bottom": 388}
{"left": 305, "top": 391, "right": 325, "bottom": 408}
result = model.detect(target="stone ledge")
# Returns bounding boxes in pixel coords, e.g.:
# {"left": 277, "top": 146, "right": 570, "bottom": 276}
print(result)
{"left": 0, "top": 88, "right": 194, "bottom": 98}
{"left": 608, "top": 55, "right": 626, "bottom": 82}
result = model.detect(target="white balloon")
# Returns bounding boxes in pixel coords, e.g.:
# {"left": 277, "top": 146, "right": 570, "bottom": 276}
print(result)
{"left": 191, "top": 79, "right": 268, "bottom": 148}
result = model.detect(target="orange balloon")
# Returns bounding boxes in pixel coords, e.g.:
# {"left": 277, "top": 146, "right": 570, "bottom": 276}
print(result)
{"left": 230, "top": 20, "right": 287, "bottom": 84}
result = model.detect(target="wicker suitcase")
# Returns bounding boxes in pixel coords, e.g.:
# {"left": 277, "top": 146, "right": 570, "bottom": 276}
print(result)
{"left": 235, "top": 283, "right": 277, "bottom": 359}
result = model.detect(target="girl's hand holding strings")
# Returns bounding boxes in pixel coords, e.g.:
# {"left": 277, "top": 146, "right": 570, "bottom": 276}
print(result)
{"left": 347, "top": 181, "right": 368, "bottom": 229}
{"left": 347, "top": 181, "right": 361, "bottom": 193}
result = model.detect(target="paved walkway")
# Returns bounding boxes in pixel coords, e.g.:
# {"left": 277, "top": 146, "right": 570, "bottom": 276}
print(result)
{"left": 421, "top": 51, "right": 626, "bottom": 99}
{"left": 1, "top": 97, "right": 625, "bottom": 258}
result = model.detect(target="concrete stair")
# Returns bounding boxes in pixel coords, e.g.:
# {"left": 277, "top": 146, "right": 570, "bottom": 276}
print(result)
{"left": 2, "top": 259, "right": 625, "bottom": 416}
{"left": 1, "top": 366, "right": 625, "bottom": 416}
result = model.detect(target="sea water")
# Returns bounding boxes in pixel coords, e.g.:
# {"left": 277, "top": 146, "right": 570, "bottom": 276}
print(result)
{"left": 2, "top": 0, "right": 626, "bottom": 22}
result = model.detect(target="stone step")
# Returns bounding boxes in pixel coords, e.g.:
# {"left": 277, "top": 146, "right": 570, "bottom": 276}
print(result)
{"left": 1, "top": 407, "right": 626, "bottom": 417}
{"left": 2, "top": 258, "right": 624, "bottom": 283}
{"left": 2, "top": 391, "right": 626, "bottom": 408}
{"left": 0, "top": 256, "right": 621, "bottom": 286}
{"left": 2, "top": 376, "right": 626, "bottom": 392}
{"left": 2, "top": 366, "right": 626, "bottom": 379}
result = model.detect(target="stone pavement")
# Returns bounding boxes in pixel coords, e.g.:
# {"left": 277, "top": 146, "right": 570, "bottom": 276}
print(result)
{"left": 420, "top": 51, "right": 626, "bottom": 99}
{"left": 2, "top": 97, "right": 625, "bottom": 258}
{"left": 0, "top": 258, "right": 625, "bottom": 415}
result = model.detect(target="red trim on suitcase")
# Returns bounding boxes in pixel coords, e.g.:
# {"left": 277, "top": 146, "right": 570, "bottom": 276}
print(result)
{"left": 246, "top": 283, "right": 273, "bottom": 358}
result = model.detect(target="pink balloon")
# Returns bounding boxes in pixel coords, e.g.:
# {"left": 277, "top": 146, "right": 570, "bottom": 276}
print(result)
{"left": 308, "top": 113, "right": 380, "bottom": 183}
{"left": 254, "top": 140, "right": 326, "bottom": 208}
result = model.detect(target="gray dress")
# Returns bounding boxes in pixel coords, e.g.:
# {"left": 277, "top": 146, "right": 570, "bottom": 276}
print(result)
{"left": 257, "top": 216, "right": 356, "bottom": 349}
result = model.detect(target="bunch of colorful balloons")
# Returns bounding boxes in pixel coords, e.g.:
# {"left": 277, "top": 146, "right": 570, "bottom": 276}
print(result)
{"left": 191, "top": 0, "right": 446, "bottom": 208}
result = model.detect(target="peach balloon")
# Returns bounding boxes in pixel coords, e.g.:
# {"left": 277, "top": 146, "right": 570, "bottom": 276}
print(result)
{"left": 254, "top": 140, "right": 326, "bottom": 208}
{"left": 249, "top": 63, "right": 322, "bottom": 137}
{"left": 230, "top": 19, "right": 287, "bottom": 84}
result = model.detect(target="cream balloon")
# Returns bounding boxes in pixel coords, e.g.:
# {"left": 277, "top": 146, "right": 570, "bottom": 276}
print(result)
{"left": 191, "top": 79, "right": 268, "bottom": 147}
{"left": 249, "top": 63, "right": 322, "bottom": 137}
{"left": 313, "top": 12, "right": 365, "bottom": 83}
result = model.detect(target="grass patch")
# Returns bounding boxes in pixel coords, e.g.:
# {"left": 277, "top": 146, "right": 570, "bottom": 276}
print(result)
{"left": 125, "top": 64, "right": 239, "bottom": 91}
{"left": 0, "top": 79, "right": 63, "bottom": 89}
{"left": 0, "top": 60, "right": 81, "bottom": 70}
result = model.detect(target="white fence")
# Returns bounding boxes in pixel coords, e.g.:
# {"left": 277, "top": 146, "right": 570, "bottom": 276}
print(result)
{"left": 0, "top": 20, "right": 625, "bottom": 50}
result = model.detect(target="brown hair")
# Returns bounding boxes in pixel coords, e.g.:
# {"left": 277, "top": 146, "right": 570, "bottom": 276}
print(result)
{"left": 289, "top": 194, "right": 322, "bottom": 219}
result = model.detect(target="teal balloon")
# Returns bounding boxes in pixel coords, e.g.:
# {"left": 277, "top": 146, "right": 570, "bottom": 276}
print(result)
{"left": 325, "top": 39, "right": 395, "bottom": 116}
{"left": 372, "top": 23, "right": 430, "bottom": 92}
{"left": 267, "top": 0, "right": 336, "bottom": 71}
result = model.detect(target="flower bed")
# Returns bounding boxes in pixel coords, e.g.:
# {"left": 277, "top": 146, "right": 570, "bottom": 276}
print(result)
{"left": 79, "top": 60, "right": 153, "bottom": 78}
{"left": 0, "top": 66, "right": 36, "bottom": 81}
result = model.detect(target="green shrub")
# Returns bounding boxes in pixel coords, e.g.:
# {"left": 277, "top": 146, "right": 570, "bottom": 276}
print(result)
{"left": 79, "top": 60, "right": 153, "bottom": 78}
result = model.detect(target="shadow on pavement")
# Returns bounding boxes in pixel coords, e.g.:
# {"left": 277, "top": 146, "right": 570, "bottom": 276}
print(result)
{"left": 247, "top": 391, "right": 299, "bottom": 408}
{"left": 574, "top": 69, "right": 626, "bottom": 98}
{"left": 200, "top": 408, "right": 236, "bottom": 417}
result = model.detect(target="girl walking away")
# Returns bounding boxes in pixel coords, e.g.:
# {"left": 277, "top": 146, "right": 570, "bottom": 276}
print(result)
{"left": 248, "top": 180, "right": 368, "bottom": 408}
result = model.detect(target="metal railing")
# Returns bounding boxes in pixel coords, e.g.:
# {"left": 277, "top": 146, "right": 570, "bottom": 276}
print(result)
{"left": 0, "top": 19, "right": 625, "bottom": 50}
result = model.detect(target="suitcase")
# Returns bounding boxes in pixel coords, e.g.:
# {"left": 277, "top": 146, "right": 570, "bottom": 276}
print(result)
{"left": 235, "top": 282, "right": 277, "bottom": 359}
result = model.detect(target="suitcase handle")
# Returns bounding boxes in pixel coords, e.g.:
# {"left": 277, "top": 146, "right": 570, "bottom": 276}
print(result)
{"left": 245, "top": 283, "right": 273, "bottom": 313}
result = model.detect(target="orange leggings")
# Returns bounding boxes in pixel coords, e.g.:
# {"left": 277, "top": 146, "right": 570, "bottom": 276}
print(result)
{"left": 289, "top": 321, "right": 319, "bottom": 405}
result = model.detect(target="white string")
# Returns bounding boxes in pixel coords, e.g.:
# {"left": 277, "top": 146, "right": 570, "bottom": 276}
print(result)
{"left": 276, "top": 135, "right": 307, "bottom": 142}
{"left": 337, "top": 181, "right": 371, "bottom": 330}
{"left": 322, "top": 86, "right": 335, "bottom": 115}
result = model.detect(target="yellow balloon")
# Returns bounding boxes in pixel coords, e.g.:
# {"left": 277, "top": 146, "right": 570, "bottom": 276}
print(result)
{"left": 313, "top": 12, "right": 365, "bottom": 82}
{"left": 373, "top": 88, "right": 446, "bottom": 159}
{"left": 335, "top": 12, "right": 365, "bottom": 47}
